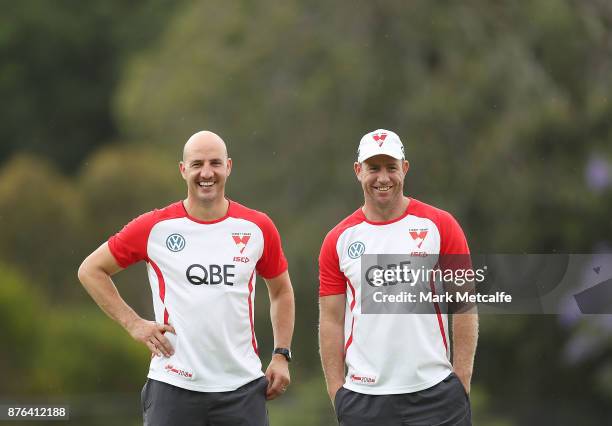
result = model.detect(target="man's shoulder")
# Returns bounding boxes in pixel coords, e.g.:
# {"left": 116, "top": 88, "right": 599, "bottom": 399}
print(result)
{"left": 127, "top": 201, "right": 186, "bottom": 229}
{"left": 154, "top": 200, "right": 186, "bottom": 217}
{"left": 322, "top": 208, "right": 365, "bottom": 245}
{"left": 407, "top": 198, "right": 467, "bottom": 243}
{"left": 108, "top": 201, "right": 186, "bottom": 266}
{"left": 407, "top": 198, "right": 456, "bottom": 224}
{"left": 227, "top": 200, "right": 277, "bottom": 231}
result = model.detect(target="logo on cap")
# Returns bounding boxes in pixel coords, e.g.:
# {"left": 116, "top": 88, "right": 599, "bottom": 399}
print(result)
{"left": 372, "top": 132, "right": 387, "bottom": 147}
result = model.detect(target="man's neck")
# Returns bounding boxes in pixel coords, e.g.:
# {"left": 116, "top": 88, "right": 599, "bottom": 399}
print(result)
{"left": 362, "top": 196, "right": 410, "bottom": 222}
{"left": 183, "top": 197, "right": 229, "bottom": 221}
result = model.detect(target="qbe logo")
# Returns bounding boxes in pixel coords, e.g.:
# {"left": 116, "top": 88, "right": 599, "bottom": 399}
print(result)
{"left": 166, "top": 234, "right": 186, "bottom": 252}
{"left": 348, "top": 241, "right": 365, "bottom": 259}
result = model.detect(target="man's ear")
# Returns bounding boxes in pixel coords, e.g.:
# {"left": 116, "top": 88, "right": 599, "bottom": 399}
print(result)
{"left": 179, "top": 161, "right": 187, "bottom": 180}
{"left": 354, "top": 162, "right": 362, "bottom": 181}
{"left": 226, "top": 157, "right": 233, "bottom": 177}
{"left": 402, "top": 159, "right": 409, "bottom": 175}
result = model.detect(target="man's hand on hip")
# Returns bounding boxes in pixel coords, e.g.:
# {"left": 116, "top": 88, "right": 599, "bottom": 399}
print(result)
{"left": 126, "top": 318, "right": 176, "bottom": 358}
{"left": 264, "top": 355, "right": 290, "bottom": 400}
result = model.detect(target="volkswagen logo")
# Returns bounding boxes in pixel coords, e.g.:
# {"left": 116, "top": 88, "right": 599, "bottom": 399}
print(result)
{"left": 348, "top": 241, "right": 365, "bottom": 259}
{"left": 166, "top": 234, "right": 186, "bottom": 252}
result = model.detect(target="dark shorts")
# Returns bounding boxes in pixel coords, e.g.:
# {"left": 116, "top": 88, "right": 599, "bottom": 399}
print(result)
{"left": 334, "top": 373, "right": 471, "bottom": 426}
{"left": 141, "top": 377, "right": 269, "bottom": 426}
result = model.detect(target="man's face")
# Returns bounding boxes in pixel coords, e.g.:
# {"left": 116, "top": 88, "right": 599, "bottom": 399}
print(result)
{"left": 180, "top": 140, "right": 232, "bottom": 204}
{"left": 354, "top": 155, "right": 409, "bottom": 207}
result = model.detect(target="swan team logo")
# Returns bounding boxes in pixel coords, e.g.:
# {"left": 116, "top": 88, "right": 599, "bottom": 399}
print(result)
{"left": 372, "top": 132, "right": 387, "bottom": 147}
{"left": 409, "top": 229, "right": 428, "bottom": 248}
{"left": 232, "top": 233, "right": 251, "bottom": 254}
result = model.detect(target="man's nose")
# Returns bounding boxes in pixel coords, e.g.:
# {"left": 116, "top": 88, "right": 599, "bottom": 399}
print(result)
{"left": 200, "top": 165, "right": 214, "bottom": 179}
{"left": 377, "top": 169, "right": 390, "bottom": 183}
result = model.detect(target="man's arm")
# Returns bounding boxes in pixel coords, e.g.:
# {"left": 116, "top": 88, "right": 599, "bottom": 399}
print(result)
{"left": 452, "top": 311, "right": 478, "bottom": 394}
{"left": 263, "top": 270, "right": 295, "bottom": 400}
{"left": 319, "top": 294, "right": 346, "bottom": 405}
{"left": 77, "top": 242, "right": 175, "bottom": 357}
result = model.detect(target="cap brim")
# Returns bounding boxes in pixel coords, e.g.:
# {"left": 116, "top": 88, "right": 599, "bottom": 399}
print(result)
{"left": 358, "top": 148, "right": 404, "bottom": 163}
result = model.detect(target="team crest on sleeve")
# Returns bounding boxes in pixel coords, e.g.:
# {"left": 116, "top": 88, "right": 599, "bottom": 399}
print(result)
{"left": 231, "top": 233, "right": 251, "bottom": 254}
{"left": 348, "top": 241, "right": 366, "bottom": 259}
{"left": 409, "top": 228, "right": 428, "bottom": 248}
{"left": 166, "top": 233, "right": 186, "bottom": 252}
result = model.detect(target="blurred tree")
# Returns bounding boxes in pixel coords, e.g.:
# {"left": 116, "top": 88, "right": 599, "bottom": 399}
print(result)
{"left": 1, "top": 0, "right": 611, "bottom": 424}
{"left": 268, "top": 374, "right": 338, "bottom": 426}
{"left": 0, "top": 263, "right": 44, "bottom": 394}
{"left": 29, "top": 307, "right": 148, "bottom": 395}
{"left": 0, "top": 261, "right": 147, "bottom": 414}
{"left": 0, "top": 0, "right": 184, "bottom": 172}
{"left": 0, "top": 154, "right": 86, "bottom": 302}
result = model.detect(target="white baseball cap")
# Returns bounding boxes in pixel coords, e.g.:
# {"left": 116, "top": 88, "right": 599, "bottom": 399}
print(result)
{"left": 357, "top": 129, "right": 405, "bottom": 163}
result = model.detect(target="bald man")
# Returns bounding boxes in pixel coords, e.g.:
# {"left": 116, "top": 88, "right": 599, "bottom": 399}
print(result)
{"left": 78, "top": 131, "right": 295, "bottom": 426}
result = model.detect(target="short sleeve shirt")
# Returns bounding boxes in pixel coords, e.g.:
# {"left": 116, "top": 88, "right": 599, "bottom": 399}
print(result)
{"left": 109, "top": 200, "right": 288, "bottom": 392}
{"left": 319, "top": 198, "right": 469, "bottom": 394}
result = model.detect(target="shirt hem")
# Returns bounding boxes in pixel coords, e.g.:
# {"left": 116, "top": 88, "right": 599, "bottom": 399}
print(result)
{"left": 342, "top": 369, "right": 451, "bottom": 395}
{"left": 147, "top": 371, "right": 265, "bottom": 392}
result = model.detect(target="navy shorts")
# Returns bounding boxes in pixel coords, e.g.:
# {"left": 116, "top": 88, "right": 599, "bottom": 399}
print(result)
{"left": 334, "top": 372, "right": 471, "bottom": 426}
{"left": 141, "top": 377, "right": 269, "bottom": 426}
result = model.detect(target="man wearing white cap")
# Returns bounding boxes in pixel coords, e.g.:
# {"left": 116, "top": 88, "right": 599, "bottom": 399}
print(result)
{"left": 318, "top": 129, "right": 477, "bottom": 425}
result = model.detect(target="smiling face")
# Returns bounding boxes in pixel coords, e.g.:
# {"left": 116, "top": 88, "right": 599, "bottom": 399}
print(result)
{"left": 180, "top": 131, "right": 232, "bottom": 205}
{"left": 354, "top": 154, "right": 409, "bottom": 210}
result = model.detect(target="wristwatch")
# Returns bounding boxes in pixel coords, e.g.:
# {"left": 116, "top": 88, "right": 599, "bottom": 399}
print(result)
{"left": 272, "top": 347, "right": 292, "bottom": 362}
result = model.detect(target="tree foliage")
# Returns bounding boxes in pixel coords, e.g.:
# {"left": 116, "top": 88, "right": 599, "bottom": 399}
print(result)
{"left": 1, "top": 1, "right": 612, "bottom": 424}
{"left": 0, "top": 0, "right": 184, "bottom": 172}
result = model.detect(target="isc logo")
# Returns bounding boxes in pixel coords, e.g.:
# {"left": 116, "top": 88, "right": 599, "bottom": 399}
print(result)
{"left": 186, "top": 264, "right": 235, "bottom": 286}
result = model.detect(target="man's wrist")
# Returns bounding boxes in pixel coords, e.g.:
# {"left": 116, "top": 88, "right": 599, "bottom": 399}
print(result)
{"left": 272, "top": 347, "right": 292, "bottom": 362}
{"left": 453, "top": 367, "right": 472, "bottom": 385}
{"left": 272, "top": 354, "right": 289, "bottom": 364}
{"left": 453, "top": 366, "right": 472, "bottom": 376}
{"left": 327, "top": 382, "right": 344, "bottom": 401}
{"left": 122, "top": 312, "right": 141, "bottom": 333}
{"left": 327, "top": 382, "right": 343, "bottom": 392}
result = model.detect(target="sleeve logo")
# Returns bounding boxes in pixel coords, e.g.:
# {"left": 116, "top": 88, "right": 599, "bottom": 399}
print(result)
{"left": 166, "top": 233, "right": 186, "bottom": 252}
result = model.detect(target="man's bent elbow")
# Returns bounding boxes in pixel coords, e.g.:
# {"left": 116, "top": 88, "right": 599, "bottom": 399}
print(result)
{"left": 77, "top": 254, "right": 102, "bottom": 286}
{"left": 77, "top": 258, "right": 91, "bottom": 285}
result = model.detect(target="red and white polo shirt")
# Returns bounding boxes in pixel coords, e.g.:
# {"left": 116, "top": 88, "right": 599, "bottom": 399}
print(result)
{"left": 319, "top": 198, "right": 470, "bottom": 395}
{"left": 108, "top": 200, "right": 288, "bottom": 392}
